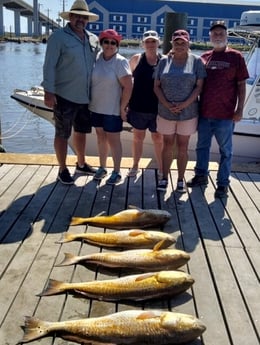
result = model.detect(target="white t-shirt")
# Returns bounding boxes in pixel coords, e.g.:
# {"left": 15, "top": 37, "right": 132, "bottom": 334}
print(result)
{"left": 89, "top": 52, "right": 132, "bottom": 115}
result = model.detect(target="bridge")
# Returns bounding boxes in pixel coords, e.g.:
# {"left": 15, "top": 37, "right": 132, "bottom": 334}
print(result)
{"left": 0, "top": 0, "right": 61, "bottom": 37}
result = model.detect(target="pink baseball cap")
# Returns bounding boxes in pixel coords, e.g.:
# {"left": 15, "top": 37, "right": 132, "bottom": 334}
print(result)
{"left": 172, "top": 29, "right": 190, "bottom": 42}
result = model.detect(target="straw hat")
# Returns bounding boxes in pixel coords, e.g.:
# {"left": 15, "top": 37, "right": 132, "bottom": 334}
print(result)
{"left": 60, "top": 0, "right": 99, "bottom": 22}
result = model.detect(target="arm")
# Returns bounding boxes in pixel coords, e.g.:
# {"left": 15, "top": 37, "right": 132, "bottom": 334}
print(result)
{"left": 129, "top": 53, "right": 141, "bottom": 72}
{"left": 42, "top": 34, "right": 60, "bottom": 108}
{"left": 44, "top": 91, "right": 57, "bottom": 108}
{"left": 154, "top": 79, "right": 174, "bottom": 111}
{"left": 119, "top": 75, "right": 133, "bottom": 120}
{"left": 233, "top": 80, "right": 246, "bottom": 122}
{"left": 173, "top": 78, "right": 204, "bottom": 113}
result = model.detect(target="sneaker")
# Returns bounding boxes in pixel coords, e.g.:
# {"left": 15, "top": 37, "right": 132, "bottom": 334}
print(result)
{"left": 57, "top": 168, "right": 74, "bottom": 185}
{"left": 127, "top": 168, "right": 139, "bottom": 177}
{"left": 157, "top": 179, "right": 168, "bottom": 191}
{"left": 75, "top": 163, "right": 97, "bottom": 175}
{"left": 214, "top": 186, "right": 228, "bottom": 198}
{"left": 93, "top": 167, "right": 107, "bottom": 180}
{"left": 106, "top": 171, "right": 122, "bottom": 185}
{"left": 176, "top": 180, "right": 186, "bottom": 193}
{"left": 187, "top": 175, "right": 208, "bottom": 187}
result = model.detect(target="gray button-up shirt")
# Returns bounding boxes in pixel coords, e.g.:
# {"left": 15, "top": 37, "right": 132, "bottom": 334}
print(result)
{"left": 42, "top": 24, "right": 99, "bottom": 104}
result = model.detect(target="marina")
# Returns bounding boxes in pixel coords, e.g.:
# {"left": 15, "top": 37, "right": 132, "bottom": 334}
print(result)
{"left": 0, "top": 153, "right": 259, "bottom": 345}
{"left": 0, "top": 9, "right": 260, "bottom": 345}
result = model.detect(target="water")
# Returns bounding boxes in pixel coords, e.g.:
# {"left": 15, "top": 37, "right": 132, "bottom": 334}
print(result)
{"left": 0, "top": 42, "right": 55, "bottom": 153}
{"left": 0, "top": 42, "right": 203, "bottom": 154}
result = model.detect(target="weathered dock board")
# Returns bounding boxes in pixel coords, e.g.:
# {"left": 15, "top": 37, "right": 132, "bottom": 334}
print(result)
{"left": 0, "top": 153, "right": 259, "bottom": 345}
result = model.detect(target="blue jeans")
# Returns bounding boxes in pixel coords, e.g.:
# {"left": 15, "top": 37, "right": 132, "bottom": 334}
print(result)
{"left": 195, "top": 117, "right": 234, "bottom": 187}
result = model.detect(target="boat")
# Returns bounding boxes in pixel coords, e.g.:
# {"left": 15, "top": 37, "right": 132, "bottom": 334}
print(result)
{"left": 10, "top": 11, "right": 260, "bottom": 163}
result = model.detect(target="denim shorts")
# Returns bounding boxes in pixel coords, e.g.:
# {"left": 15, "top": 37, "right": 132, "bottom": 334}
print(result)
{"left": 91, "top": 112, "right": 123, "bottom": 133}
{"left": 54, "top": 95, "right": 92, "bottom": 139}
{"left": 127, "top": 109, "right": 157, "bottom": 132}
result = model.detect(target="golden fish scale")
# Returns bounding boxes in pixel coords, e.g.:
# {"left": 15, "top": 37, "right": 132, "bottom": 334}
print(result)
{"left": 64, "top": 271, "right": 192, "bottom": 298}
{"left": 70, "top": 208, "right": 171, "bottom": 228}
{"left": 42, "top": 311, "right": 204, "bottom": 344}
{"left": 85, "top": 249, "right": 189, "bottom": 269}
{"left": 68, "top": 230, "right": 174, "bottom": 248}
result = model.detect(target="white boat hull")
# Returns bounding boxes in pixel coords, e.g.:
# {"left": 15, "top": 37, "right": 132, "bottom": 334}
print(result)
{"left": 10, "top": 87, "right": 260, "bottom": 164}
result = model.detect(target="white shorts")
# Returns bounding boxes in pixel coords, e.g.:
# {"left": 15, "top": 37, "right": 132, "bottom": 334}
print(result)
{"left": 156, "top": 115, "right": 198, "bottom": 136}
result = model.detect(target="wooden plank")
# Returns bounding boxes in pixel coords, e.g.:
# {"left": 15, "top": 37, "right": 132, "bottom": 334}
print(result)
{"left": 227, "top": 247, "right": 260, "bottom": 336}
{"left": 0, "top": 166, "right": 56, "bottom": 273}
{"left": 206, "top": 246, "right": 259, "bottom": 345}
{"left": 180, "top": 170, "right": 232, "bottom": 344}
{"left": 0, "top": 161, "right": 259, "bottom": 345}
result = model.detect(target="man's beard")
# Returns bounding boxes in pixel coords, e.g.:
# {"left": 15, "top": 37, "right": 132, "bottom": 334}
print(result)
{"left": 211, "top": 40, "right": 227, "bottom": 49}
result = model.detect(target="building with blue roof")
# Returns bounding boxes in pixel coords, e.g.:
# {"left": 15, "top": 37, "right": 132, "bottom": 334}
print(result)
{"left": 87, "top": 0, "right": 260, "bottom": 41}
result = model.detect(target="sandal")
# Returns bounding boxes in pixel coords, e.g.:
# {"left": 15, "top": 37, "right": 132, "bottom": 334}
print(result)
{"left": 106, "top": 171, "right": 122, "bottom": 185}
{"left": 127, "top": 168, "right": 139, "bottom": 177}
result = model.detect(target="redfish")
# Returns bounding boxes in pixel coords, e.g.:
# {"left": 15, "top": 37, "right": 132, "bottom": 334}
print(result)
{"left": 38, "top": 270, "right": 194, "bottom": 301}
{"left": 56, "top": 229, "right": 176, "bottom": 249}
{"left": 70, "top": 206, "right": 171, "bottom": 229}
{"left": 56, "top": 246, "right": 190, "bottom": 271}
{"left": 19, "top": 310, "right": 206, "bottom": 344}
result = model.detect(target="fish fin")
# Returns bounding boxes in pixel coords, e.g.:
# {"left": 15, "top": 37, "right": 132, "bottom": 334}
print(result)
{"left": 61, "top": 334, "right": 92, "bottom": 343}
{"left": 70, "top": 217, "right": 89, "bottom": 226}
{"left": 37, "top": 279, "right": 65, "bottom": 296}
{"left": 19, "top": 316, "right": 50, "bottom": 343}
{"left": 153, "top": 240, "right": 165, "bottom": 251}
{"left": 127, "top": 205, "right": 140, "bottom": 210}
{"left": 95, "top": 211, "right": 106, "bottom": 216}
{"left": 135, "top": 272, "right": 155, "bottom": 281}
{"left": 136, "top": 311, "right": 157, "bottom": 320}
{"left": 55, "top": 252, "right": 78, "bottom": 266}
{"left": 129, "top": 230, "right": 145, "bottom": 237}
{"left": 55, "top": 232, "right": 74, "bottom": 244}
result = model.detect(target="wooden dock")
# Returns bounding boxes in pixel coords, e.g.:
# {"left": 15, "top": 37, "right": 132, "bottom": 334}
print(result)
{"left": 0, "top": 153, "right": 259, "bottom": 345}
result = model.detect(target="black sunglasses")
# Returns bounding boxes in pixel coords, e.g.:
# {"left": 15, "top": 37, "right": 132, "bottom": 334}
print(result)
{"left": 103, "top": 39, "right": 117, "bottom": 46}
{"left": 173, "top": 31, "right": 187, "bottom": 36}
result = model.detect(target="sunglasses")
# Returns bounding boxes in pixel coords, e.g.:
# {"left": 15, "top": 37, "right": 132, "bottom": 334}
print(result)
{"left": 103, "top": 40, "right": 117, "bottom": 46}
{"left": 173, "top": 31, "right": 187, "bottom": 37}
{"left": 71, "top": 14, "right": 89, "bottom": 20}
{"left": 143, "top": 31, "right": 157, "bottom": 37}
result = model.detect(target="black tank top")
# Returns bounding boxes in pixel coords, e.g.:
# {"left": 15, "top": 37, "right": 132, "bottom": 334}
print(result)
{"left": 129, "top": 53, "right": 161, "bottom": 113}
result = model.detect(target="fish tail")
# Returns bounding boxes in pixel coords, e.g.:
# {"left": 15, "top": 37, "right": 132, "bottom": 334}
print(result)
{"left": 19, "top": 316, "right": 50, "bottom": 343}
{"left": 56, "top": 252, "right": 79, "bottom": 266}
{"left": 70, "top": 217, "right": 88, "bottom": 226}
{"left": 37, "top": 279, "right": 65, "bottom": 296}
{"left": 55, "top": 232, "right": 74, "bottom": 243}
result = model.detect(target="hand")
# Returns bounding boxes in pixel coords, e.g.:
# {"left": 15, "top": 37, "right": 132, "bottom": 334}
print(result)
{"left": 233, "top": 109, "right": 243, "bottom": 122}
{"left": 169, "top": 102, "right": 183, "bottom": 114}
{"left": 120, "top": 106, "right": 128, "bottom": 121}
{"left": 44, "top": 91, "right": 56, "bottom": 109}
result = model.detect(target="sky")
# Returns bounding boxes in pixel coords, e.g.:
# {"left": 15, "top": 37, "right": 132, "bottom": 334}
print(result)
{"left": 3, "top": 0, "right": 67, "bottom": 32}
{"left": 2, "top": 0, "right": 259, "bottom": 33}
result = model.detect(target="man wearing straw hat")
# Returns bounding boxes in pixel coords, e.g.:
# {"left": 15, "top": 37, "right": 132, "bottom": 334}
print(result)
{"left": 42, "top": 0, "right": 99, "bottom": 184}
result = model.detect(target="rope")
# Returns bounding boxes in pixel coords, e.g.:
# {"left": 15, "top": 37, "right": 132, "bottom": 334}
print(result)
{"left": 0, "top": 109, "right": 33, "bottom": 140}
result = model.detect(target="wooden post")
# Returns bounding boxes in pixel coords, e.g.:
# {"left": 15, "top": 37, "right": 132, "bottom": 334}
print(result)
{"left": 163, "top": 12, "right": 188, "bottom": 54}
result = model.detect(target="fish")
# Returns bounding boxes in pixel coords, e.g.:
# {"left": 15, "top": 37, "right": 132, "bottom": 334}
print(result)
{"left": 56, "top": 229, "right": 176, "bottom": 249}
{"left": 19, "top": 309, "right": 206, "bottom": 344}
{"left": 38, "top": 270, "right": 194, "bottom": 301}
{"left": 56, "top": 245, "right": 190, "bottom": 271}
{"left": 70, "top": 206, "right": 171, "bottom": 229}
